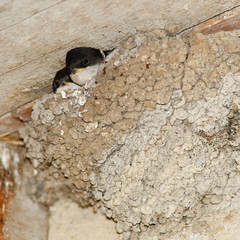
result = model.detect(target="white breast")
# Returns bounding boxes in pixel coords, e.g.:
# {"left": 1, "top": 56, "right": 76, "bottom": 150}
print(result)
{"left": 70, "top": 65, "right": 99, "bottom": 86}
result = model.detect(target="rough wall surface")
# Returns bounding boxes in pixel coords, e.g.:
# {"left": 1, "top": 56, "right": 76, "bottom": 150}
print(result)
{"left": 48, "top": 198, "right": 120, "bottom": 240}
{"left": 0, "top": 143, "right": 48, "bottom": 240}
{"left": 1, "top": 0, "right": 240, "bottom": 116}
{"left": 21, "top": 29, "right": 240, "bottom": 239}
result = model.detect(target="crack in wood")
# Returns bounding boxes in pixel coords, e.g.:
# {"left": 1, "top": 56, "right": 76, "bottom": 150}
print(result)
{"left": 0, "top": 0, "right": 66, "bottom": 32}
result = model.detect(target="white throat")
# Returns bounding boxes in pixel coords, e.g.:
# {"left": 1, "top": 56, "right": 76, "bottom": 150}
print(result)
{"left": 70, "top": 65, "right": 99, "bottom": 86}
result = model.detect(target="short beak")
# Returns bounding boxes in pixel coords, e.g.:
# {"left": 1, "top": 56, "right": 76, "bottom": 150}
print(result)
{"left": 61, "top": 82, "right": 72, "bottom": 87}
{"left": 73, "top": 68, "right": 83, "bottom": 74}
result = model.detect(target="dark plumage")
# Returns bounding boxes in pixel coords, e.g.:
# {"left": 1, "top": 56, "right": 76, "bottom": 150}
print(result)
{"left": 52, "top": 68, "right": 73, "bottom": 93}
{"left": 66, "top": 47, "right": 104, "bottom": 75}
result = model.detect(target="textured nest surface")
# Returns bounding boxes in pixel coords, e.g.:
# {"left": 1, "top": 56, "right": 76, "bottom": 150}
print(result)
{"left": 21, "top": 29, "right": 240, "bottom": 239}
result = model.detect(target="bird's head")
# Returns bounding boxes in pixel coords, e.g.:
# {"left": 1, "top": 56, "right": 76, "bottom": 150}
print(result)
{"left": 52, "top": 67, "right": 73, "bottom": 93}
{"left": 66, "top": 47, "right": 104, "bottom": 75}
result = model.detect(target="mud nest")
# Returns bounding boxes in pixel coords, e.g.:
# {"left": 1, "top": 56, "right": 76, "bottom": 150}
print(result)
{"left": 21, "top": 29, "right": 240, "bottom": 239}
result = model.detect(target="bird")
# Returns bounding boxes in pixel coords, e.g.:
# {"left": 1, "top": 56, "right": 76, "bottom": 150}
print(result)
{"left": 66, "top": 47, "right": 113, "bottom": 88}
{"left": 52, "top": 67, "right": 80, "bottom": 93}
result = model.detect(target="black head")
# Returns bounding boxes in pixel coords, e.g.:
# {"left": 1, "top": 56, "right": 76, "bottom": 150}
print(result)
{"left": 52, "top": 67, "right": 73, "bottom": 93}
{"left": 66, "top": 47, "right": 104, "bottom": 74}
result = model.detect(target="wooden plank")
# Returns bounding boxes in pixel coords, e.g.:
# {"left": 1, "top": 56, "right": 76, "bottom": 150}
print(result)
{"left": 0, "top": 0, "right": 240, "bottom": 116}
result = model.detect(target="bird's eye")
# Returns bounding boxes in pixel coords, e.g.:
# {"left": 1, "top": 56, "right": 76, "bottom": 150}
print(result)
{"left": 83, "top": 59, "right": 89, "bottom": 65}
{"left": 55, "top": 82, "right": 60, "bottom": 88}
